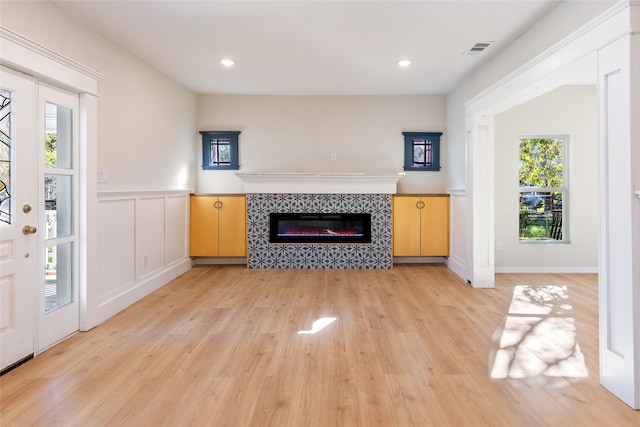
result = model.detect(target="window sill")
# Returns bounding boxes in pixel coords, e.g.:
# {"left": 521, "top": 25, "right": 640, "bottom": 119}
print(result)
{"left": 403, "top": 166, "right": 441, "bottom": 172}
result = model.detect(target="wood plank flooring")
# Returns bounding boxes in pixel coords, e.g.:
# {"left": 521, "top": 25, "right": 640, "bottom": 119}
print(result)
{"left": 1, "top": 265, "right": 639, "bottom": 426}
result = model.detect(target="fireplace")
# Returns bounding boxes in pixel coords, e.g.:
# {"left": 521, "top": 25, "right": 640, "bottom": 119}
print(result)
{"left": 246, "top": 193, "right": 392, "bottom": 269}
{"left": 270, "top": 213, "right": 371, "bottom": 244}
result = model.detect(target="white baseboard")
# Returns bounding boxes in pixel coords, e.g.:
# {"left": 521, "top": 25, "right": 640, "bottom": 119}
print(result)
{"left": 445, "top": 255, "right": 471, "bottom": 283}
{"left": 495, "top": 266, "right": 599, "bottom": 274}
{"left": 94, "top": 257, "right": 191, "bottom": 327}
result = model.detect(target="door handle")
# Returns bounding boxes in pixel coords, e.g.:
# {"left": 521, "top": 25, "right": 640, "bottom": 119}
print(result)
{"left": 22, "top": 225, "right": 37, "bottom": 235}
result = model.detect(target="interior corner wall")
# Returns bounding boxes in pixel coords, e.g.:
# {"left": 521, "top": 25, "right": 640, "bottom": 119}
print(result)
{"left": 196, "top": 94, "right": 446, "bottom": 194}
{"left": 444, "top": 1, "right": 615, "bottom": 282}
{"left": 493, "top": 85, "right": 598, "bottom": 272}
{"left": 445, "top": 1, "right": 615, "bottom": 192}
{"left": 1, "top": 1, "right": 198, "bottom": 328}
{"left": 0, "top": 1, "right": 198, "bottom": 192}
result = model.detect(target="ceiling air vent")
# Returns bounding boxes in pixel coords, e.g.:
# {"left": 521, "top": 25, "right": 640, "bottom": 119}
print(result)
{"left": 464, "top": 41, "right": 494, "bottom": 56}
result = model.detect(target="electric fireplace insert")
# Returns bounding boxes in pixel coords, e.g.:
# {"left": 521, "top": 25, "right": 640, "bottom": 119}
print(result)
{"left": 269, "top": 213, "right": 371, "bottom": 244}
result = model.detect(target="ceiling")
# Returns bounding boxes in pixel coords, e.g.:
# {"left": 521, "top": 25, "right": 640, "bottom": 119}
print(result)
{"left": 53, "top": 0, "right": 562, "bottom": 95}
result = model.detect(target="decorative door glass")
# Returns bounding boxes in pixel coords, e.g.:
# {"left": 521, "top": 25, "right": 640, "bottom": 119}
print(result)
{"left": 0, "top": 89, "right": 12, "bottom": 224}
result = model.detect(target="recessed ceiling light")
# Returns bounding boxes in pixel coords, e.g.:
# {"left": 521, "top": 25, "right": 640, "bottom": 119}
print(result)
{"left": 397, "top": 60, "right": 411, "bottom": 67}
{"left": 220, "top": 58, "right": 235, "bottom": 66}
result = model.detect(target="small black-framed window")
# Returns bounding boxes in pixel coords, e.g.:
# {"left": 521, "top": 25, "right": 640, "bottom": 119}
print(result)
{"left": 402, "top": 131, "right": 442, "bottom": 171}
{"left": 200, "top": 131, "right": 240, "bottom": 170}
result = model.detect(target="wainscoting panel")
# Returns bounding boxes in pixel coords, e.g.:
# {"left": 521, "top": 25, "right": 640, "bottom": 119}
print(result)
{"left": 97, "top": 198, "right": 136, "bottom": 302}
{"left": 165, "top": 195, "right": 189, "bottom": 267}
{"left": 96, "top": 190, "right": 191, "bottom": 324}
{"left": 447, "top": 189, "right": 470, "bottom": 281}
{"left": 247, "top": 193, "right": 392, "bottom": 269}
{"left": 135, "top": 197, "right": 166, "bottom": 281}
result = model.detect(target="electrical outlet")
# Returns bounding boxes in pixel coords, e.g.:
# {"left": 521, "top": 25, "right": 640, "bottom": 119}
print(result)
{"left": 496, "top": 242, "right": 503, "bottom": 251}
{"left": 331, "top": 152, "right": 337, "bottom": 161}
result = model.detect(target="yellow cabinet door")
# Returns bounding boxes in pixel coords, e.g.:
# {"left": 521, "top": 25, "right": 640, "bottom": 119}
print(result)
{"left": 420, "top": 196, "right": 450, "bottom": 256}
{"left": 189, "top": 196, "right": 219, "bottom": 256}
{"left": 218, "top": 195, "right": 247, "bottom": 257}
{"left": 392, "top": 196, "right": 422, "bottom": 256}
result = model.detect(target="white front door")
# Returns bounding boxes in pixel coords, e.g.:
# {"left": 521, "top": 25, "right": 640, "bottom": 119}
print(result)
{"left": 0, "top": 66, "right": 81, "bottom": 371}
{"left": 0, "top": 66, "right": 38, "bottom": 370}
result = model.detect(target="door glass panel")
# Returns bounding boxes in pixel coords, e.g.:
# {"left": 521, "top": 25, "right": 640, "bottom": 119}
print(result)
{"left": 45, "top": 102, "right": 72, "bottom": 169}
{"left": 45, "top": 174, "right": 72, "bottom": 239}
{"left": 45, "top": 242, "right": 73, "bottom": 313}
{"left": 43, "top": 102, "right": 75, "bottom": 314}
{"left": 0, "top": 89, "right": 12, "bottom": 224}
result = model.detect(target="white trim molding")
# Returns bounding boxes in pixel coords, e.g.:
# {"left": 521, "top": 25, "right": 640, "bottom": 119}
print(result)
{"left": 0, "top": 26, "right": 102, "bottom": 332}
{"left": 0, "top": 26, "right": 101, "bottom": 95}
{"left": 447, "top": 189, "right": 470, "bottom": 282}
{"left": 495, "top": 266, "right": 599, "bottom": 274}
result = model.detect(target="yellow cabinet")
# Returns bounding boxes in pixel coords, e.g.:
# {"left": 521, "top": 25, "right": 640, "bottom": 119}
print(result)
{"left": 392, "top": 195, "right": 449, "bottom": 257}
{"left": 189, "top": 195, "right": 246, "bottom": 257}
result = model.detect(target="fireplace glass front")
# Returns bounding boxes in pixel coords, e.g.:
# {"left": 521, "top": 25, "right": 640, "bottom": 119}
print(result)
{"left": 269, "top": 213, "right": 371, "bottom": 244}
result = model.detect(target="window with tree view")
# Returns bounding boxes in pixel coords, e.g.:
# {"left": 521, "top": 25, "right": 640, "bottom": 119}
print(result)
{"left": 519, "top": 136, "right": 567, "bottom": 243}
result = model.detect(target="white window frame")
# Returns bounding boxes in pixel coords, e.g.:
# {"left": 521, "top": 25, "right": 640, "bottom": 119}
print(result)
{"left": 518, "top": 134, "right": 570, "bottom": 244}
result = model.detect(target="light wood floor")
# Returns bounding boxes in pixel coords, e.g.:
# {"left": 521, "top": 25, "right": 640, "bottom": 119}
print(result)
{"left": 1, "top": 265, "right": 638, "bottom": 426}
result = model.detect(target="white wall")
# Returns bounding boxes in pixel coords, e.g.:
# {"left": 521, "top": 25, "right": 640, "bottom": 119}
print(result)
{"left": 0, "top": 1, "right": 197, "bottom": 327}
{"left": 0, "top": 1, "right": 198, "bottom": 191}
{"left": 494, "top": 85, "right": 598, "bottom": 271}
{"left": 196, "top": 95, "right": 446, "bottom": 194}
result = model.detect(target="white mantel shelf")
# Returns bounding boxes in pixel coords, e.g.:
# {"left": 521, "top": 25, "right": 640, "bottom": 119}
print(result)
{"left": 235, "top": 172, "right": 405, "bottom": 194}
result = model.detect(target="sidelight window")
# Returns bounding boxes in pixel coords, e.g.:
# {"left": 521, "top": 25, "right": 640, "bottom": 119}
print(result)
{"left": 0, "top": 89, "right": 12, "bottom": 224}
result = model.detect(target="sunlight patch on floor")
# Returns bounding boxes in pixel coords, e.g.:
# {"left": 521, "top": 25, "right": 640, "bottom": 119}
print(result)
{"left": 490, "top": 285, "right": 588, "bottom": 380}
{"left": 297, "top": 317, "right": 337, "bottom": 335}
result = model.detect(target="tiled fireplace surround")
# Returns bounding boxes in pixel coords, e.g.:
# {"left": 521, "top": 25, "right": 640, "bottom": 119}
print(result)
{"left": 238, "top": 173, "right": 403, "bottom": 270}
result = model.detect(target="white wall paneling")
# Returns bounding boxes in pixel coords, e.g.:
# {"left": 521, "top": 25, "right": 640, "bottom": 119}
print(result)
{"left": 97, "top": 198, "right": 135, "bottom": 303}
{"left": 597, "top": 26, "right": 640, "bottom": 409}
{"left": 165, "top": 195, "right": 190, "bottom": 267}
{"left": 135, "top": 197, "right": 166, "bottom": 281}
{"left": 446, "top": 189, "right": 469, "bottom": 282}
{"left": 466, "top": 115, "right": 495, "bottom": 288}
{"left": 96, "top": 190, "right": 191, "bottom": 325}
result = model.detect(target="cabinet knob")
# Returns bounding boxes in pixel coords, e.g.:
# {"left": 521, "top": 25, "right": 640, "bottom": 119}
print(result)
{"left": 214, "top": 200, "right": 223, "bottom": 209}
{"left": 416, "top": 201, "right": 425, "bottom": 209}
